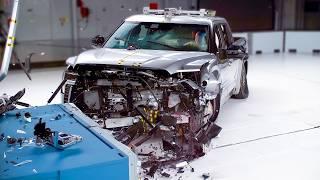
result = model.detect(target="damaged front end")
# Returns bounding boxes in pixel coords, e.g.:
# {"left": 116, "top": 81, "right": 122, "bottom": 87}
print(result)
{"left": 63, "top": 64, "right": 221, "bottom": 172}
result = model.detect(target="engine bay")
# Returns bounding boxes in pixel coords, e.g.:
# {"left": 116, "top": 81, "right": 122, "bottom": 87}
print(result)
{"left": 63, "top": 64, "right": 222, "bottom": 174}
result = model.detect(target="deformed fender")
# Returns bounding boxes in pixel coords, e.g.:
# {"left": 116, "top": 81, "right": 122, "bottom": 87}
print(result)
{"left": 200, "top": 61, "right": 221, "bottom": 100}
{"left": 66, "top": 56, "right": 78, "bottom": 67}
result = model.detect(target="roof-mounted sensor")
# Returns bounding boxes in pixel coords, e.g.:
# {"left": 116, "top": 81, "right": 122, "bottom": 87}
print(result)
{"left": 143, "top": 7, "right": 216, "bottom": 18}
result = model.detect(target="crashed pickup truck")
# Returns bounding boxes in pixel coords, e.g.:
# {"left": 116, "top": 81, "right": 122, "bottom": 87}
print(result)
{"left": 61, "top": 7, "right": 249, "bottom": 171}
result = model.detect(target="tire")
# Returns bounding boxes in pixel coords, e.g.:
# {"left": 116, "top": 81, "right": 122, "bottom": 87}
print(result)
{"left": 232, "top": 63, "right": 249, "bottom": 99}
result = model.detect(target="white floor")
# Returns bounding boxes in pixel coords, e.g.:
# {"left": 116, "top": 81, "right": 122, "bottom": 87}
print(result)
{"left": 1, "top": 54, "right": 320, "bottom": 180}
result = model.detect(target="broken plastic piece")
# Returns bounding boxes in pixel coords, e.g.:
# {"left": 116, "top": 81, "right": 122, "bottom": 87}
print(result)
{"left": 7, "top": 137, "right": 17, "bottom": 145}
{"left": 55, "top": 114, "right": 62, "bottom": 120}
{"left": 54, "top": 132, "right": 82, "bottom": 149}
{"left": 147, "top": 164, "right": 159, "bottom": 177}
{"left": 202, "top": 173, "right": 210, "bottom": 179}
{"left": 17, "top": 138, "right": 24, "bottom": 147}
{"left": 177, "top": 168, "right": 184, "bottom": 173}
{"left": 0, "top": 133, "right": 4, "bottom": 141}
{"left": 13, "top": 160, "right": 32, "bottom": 167}
{"left": 34, "top": 119, "right": 82, "bottom": 149}
{"left": 161, "top": 172, "right": 170, "bottom": 177}
{"left": 16, "top": 112, "right": 21, "bottom": 118}
{"left": 176, "top": 161, "right": 188, "bottom": 168}
{"left": 24, "top": 112, "right": 32, "bottom": 123}
{"left": 32, "top": 169, "right": 38, "bottom": 174}
{"left": 24, "top": 112, "right": 31, "bottom": 118}
{"left": 17, "top": 129, "right": 26, "bottom": 134}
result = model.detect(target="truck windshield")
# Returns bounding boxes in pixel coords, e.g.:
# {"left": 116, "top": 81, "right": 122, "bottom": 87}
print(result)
{"left": 104, "top": 22, "right": 209, "bottom": 52}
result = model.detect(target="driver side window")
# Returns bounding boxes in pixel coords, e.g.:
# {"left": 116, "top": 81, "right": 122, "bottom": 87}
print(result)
{"left": 213, "top": 25, "right": 225, "bottom": 53}
{"left": 214, "top": 30, "right": 220, "bottom": 49}
{"left": 217, "top": 24, "right": 228, "bottom": 50}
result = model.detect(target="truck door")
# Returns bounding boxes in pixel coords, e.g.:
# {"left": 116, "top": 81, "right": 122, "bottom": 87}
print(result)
{"left": 213, "top": 24, "right": 234, "bottom": 103}
{"left": 218, "top": 23, "right": 241, "bottom": 87}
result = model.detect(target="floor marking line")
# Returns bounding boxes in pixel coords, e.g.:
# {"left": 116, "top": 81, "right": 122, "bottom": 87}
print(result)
{"left": 215, "top": 125, "right": 320, "bottom": 149}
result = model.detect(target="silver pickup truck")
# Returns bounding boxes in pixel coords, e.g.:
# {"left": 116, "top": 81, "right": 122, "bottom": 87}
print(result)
{"left": 62, "top": 7, "right": 249, "bottom": 166}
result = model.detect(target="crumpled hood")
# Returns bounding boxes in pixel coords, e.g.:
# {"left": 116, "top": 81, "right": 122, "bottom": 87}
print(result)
{"left": 70, "top": 48, "right": 215, "bottom": 74}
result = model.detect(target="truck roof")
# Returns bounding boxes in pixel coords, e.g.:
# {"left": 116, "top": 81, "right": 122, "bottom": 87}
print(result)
{"left": 125, "top": 14, "right": 226, "bottom": 26}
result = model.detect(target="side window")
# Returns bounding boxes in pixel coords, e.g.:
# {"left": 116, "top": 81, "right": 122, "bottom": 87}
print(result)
{"left": 220, "top": 24, "right": 232, "bottom": 47}
{"left": 215, "top": 31, "right": 220, "bottom": 49}
{"left": 218, "top": 24, "right": 228, "bottom": 49}
{"left": 213, "top": 24, "right": 227, "bottom": 52}
{"left": 213, "top": 26, "right": 221, "bottom": 53}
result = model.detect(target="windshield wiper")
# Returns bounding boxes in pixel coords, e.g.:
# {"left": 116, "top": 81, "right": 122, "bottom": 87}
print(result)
{"left": 114, "top": 37, "right": 139, "bottom": 49}
{"left": 146, "top": 40, "right": 177, "bottom": 50}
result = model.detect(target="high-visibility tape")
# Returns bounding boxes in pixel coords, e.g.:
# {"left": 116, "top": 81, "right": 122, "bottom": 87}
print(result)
{"left": 8, "top": 36, "right": 15, "bottom": 41}
{"left": 117, "top": 51, "right": 138, "bottom": 65}
{"left": 132, "top": 62, "right": 142, "bottom": 67}
{"left": 10, "top": 19, "right": 17, "bottom": 24}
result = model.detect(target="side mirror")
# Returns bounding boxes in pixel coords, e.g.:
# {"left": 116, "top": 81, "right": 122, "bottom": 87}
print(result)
{"left": 91, "top": 35, "right": 105, "bottom": 48}
{"left": 217, "top": 48, "right": 227, "bottom": 60}
{"left": 228, "top": 37, "right": 246, "bottom": 52}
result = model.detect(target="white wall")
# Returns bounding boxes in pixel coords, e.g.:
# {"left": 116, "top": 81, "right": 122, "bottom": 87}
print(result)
{"left": 251, "top": 32, "right": 283, "bottom": 54}
{"left": 13, "top": 0, "right": 72, "bottom": 41}
{"left": 9, "top": 0, "right": 196, "bottom": 41}
{"left": 285, "top": 31, "right": 320, "bottom": 53}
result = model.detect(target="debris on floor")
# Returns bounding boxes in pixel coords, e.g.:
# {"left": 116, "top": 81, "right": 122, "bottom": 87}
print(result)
{"left": 202, "top": 172, "right": 210, "bottom": 180}
{"left": 147, "top": 164, "right": 159, "bottom": 177}
{"left": 161, "top": 171, "right": 170, "bottom": 178}
{"left": 176, "top": 161, "right": 188, "bottom": 168}
{"left": 177, "top": 168, "right": 184, "bottom": 173}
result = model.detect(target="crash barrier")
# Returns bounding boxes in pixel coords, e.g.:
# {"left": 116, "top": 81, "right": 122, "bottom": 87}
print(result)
{"left": 233, "top": 31, "right": 283, "bottom": 54}
{"left": 250, "top": 31, "right": 283, "bottom": 54}
{"left": 285, "top": 31, "right": 320, "bottom": 54}
{"left": 235, "top": 31, "right": 320, "bottom": 55}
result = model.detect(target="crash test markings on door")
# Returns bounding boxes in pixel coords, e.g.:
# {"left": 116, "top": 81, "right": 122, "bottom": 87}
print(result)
{"left": 1, "top": 54, "right": 320, "bottom": 179}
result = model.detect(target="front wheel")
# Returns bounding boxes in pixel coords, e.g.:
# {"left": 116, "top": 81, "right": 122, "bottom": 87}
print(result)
{"left": 232, "top": 63, "right": 249, "bottom": 99}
